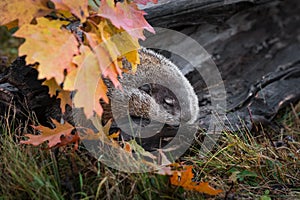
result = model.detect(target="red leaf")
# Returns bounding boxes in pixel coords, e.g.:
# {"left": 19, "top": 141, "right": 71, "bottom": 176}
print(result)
{"left": 98, "top": 0, "right": 155, "bottom": 40}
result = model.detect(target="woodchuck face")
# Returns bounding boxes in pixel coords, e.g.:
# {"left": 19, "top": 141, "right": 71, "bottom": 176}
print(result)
{"left": 138, "top": 83, "right": 181, "bottom": 124}
{"left": 103, "top": 48, "right": 199, "bottom": 129}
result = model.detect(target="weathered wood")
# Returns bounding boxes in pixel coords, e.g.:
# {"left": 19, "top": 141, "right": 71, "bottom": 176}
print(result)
{"left": 142, "top": 0, "right": 300, "bottom": 131}
{"left": 142, "top": 0, "right": 273, "bottom": 28}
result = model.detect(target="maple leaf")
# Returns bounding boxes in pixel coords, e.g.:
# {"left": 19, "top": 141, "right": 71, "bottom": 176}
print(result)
{"left": 43, "top": 78, "right": 61, "bottom": 97}
{"left": 98, "top": 0, "right": 155, "bottom": 40}
{"left": 97, "top": 20, "right": 141, "bottom": 72}
{"left": 85, "top": 19, "right": 140, "bottom": 83}
{"left": 134, "top": 0, "right": 158, "bottom": 5}
{"left": 21, "top": 120, "right": 77, "bottom": 149}
{"left": 71, "top": 45, "right": 109, "bottom": 118}
{"left": 52, "top": 0, "right": 89, "bottom": 22}
{"left": 57, "top": 90, "right": 72, "bottom": 113}
{"left": 85, "top": 31, "right": 122, "bottom": 88}
{"left": 170, "top": 165, "right": 223, "bottom": 196}
{"left": 0, "top": 0, "right": 51, "bottom": 27}
{"left": 14, "top": 18, "right": 79, "bottom": 84}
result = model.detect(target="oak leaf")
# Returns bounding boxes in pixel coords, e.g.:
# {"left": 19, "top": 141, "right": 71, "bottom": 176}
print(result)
{"left": 170, "top": 165, "right": 223, "bottom": 195}
{"left": 0, "top": 0, "right": 51, "bottom": 27}
{"left": 98, "top": 0, "right": 155, "bottom": 40}
{"left": 14, "top": 18, "right": 79, "bottom": 84}
{"left": 52, "top": 0, "right": 89, "bottom": 22}
{"left": 21, "top": 120, "right": 77, "bottom": 149}
{"left": 97, "top": 20, "right": 141, "bottom": 72}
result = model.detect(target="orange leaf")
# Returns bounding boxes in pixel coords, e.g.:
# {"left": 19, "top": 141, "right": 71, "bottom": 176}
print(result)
{"left": 14, "top": 18, "right": 79, "bottom": 84}
{"left": 124, "top": 142, "right": 132, "bottom": 153}
{"left": 52, "top": 0, "right": 89, "bottom": 22}
{"left": 72, "top": 45, "right": 109, "bottom": 118}
{"left": 108, "top": 131, "right": 120, "bottom": 139}
{"left": 170, "top": 165, "right": 222, "bottom": 196}
{"left": 20, "top": 120, "right": 76, "bottom": 148}
{"left": 43, "top": 78, "right": 61, "bottom": 97}
{"left": 3, "top": 19, "right": 18, "bottom": 30}
{"left": 0, "top": 0, "right": 51, "bottom": 27}
{"left": 98, "top": 0, "right": 155, "bottom": 40}
{"left": 57, "top": 90, "right": 72, "bottom": 113}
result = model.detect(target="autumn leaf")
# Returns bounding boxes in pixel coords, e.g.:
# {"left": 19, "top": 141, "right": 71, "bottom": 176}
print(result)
{"left": 52, "top": 0, "right": 89, "bottom": 22}
{"left": 97, "top": 20, "right": 141, "bottom": 72}
{"left": 72, "top": 45, "right": 109, "bottom": 118}
{"left": 108, "top": 131, "right": 120, "bottom": 139}
{"left": 43, "top": 78, "right": 61, "bottom": 97}
{"left": 134, "top": 0, "right": 158, "bottom": 5}
{"left": 21, "top": 120, "right": 77, "bottom": 149}
{"left": 85, "top": 31, "right": 122, "bottom": 88}
{"left": 14, "top": 18, "right": 79, "bottom": 84}
{"left": 3, "top": 20, "right": 19, "bottom": 30}
{"left": 0, "top": 0, "right": 51, "bottom": 27}
{"left": 123, "top": 142, "right": 132, "bottom": 153}
{"left": 170, "top": 165, "right": 223, "bottom": 196}
{"left": 98, "top": 0, "right": 155, "bottom": 40}
{"left": 57, "top": 90, "right": 72, "bottom": 113}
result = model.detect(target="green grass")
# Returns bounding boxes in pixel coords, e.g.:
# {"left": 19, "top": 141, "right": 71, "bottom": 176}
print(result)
{"left": 0, "top": 102, "right": 299, "bottom": 199}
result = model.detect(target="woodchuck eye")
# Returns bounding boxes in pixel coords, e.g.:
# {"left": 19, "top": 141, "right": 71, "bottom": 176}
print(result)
{"left": 139, "top": 83, "right": 181, "bottom": 117}
{"left": 163, "top": 97, "right": 175, "bottom": 106}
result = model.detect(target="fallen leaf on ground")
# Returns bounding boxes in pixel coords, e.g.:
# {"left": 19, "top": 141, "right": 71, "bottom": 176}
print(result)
{"left": 170, "top": 165, "right": 223, "bottom": 195}
{"left": 21, "top": 120, "right": 77, "bottom": 149}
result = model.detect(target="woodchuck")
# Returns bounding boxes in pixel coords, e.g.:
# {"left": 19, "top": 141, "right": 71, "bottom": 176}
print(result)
{"left": 99, "top": 48, "right": 200, "bottom": 130}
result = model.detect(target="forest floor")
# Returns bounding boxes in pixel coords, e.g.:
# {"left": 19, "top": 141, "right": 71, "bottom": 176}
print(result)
{"left": 0, "top": 102, "right": 299, "bottom": 200}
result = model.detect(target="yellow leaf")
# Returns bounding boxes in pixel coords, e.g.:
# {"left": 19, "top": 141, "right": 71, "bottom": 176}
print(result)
{"left": 64, "top": 68, "right": 78, "bottom": 91}
{"left": 14, "top": 18, "right": 79, "bottom": 84}
{"left": 108, "top": 131, "right": 120, "bottom": 139}
{"left": 43, "top": 78, "right": 61, "bottom": 97}
{"left": 0, "top": 0, "right": 51, "bottom": 27}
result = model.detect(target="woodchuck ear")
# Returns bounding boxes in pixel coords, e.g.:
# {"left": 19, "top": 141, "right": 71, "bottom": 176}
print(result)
{"left": 139, "top": 83, "right": 152, "bottom": 95}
